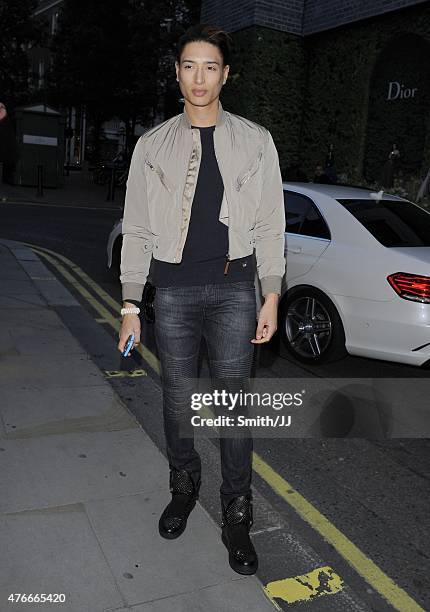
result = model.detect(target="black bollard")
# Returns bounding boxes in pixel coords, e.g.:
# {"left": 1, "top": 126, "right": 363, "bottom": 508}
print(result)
{"left": 36, "top": 165, "right": 44, "bottom": 197}
{"left": 106, "top": 167, "right": 116, "bottom": 201}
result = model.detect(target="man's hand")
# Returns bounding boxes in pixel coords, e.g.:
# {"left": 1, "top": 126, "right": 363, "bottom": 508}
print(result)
{"left": 118, "top": 303, "right": 141, "bottom": 355}
{"left": 251, "top": 293, "right": 279, "bottom": 344}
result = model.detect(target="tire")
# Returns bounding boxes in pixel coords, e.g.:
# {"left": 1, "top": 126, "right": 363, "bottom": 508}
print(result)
{"left": 279, "top": 286, "right": 347, "bottom": 365}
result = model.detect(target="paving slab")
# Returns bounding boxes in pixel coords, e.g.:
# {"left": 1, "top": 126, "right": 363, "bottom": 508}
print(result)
{"left": 5, "top": 246, "right": 40, "bottom": 261}
{"left": 0, "top": 261, "right": 31, "bottom": 280}
{"left": 0, "top": 293, "right": 46, "bottom": 308}
{"left": 102, "top": 578, "right": 274, "bottom": 612}
{"left": 85, "top": 491, "right": 273, "bottom": 609}
{"left": 0, "top": 352, "right": 106, "bottom": 388}
{"left": 0, "top": 279, "right": 41, "bottom": 295}
{"left": 30, "top": 276, "right": 80, "bottom": 306}
{"left": 0, "top": 429, "right": 167, "bottom": 513}
{"left": 0, "top": 385, "right": 133, "bottom": 436}
{"left": 14, "top": 259, "right": 58, "bottom": 280}
{"left": 0, "top": 308, "right": 86, "bottom": 356}
{"left": 0, "top": 504, "right": 125, "bottom": 612}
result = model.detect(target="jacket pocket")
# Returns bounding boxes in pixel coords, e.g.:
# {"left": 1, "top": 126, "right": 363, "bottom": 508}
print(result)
{"left": 144, "top": 155, "right": 175, "bottom": 194}
{"left": 235, "top": 146, "right": 263, "bottom": 192}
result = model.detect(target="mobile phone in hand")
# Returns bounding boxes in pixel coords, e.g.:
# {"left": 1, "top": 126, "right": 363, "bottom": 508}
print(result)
{"left": 122, "top": 333, "right": 135, "bottom": 357}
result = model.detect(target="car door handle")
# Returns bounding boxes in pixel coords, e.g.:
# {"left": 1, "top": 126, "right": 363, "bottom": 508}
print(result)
{"left": 285, "top": 246, "right": 303, "bottom": 254}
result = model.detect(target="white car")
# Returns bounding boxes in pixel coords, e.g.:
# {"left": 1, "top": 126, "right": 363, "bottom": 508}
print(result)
{"left": 108, "top": 183, "right": 430, "bottom": 368}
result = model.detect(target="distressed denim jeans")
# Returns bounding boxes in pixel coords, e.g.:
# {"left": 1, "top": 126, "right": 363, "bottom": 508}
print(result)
{"left": 154, "top": 280, "right": 256, "bottom": 503}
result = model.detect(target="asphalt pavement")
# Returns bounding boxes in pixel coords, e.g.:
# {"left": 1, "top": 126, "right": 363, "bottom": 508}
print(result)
{"left": 0, "top": 167, "right": 124, "bottom": 209}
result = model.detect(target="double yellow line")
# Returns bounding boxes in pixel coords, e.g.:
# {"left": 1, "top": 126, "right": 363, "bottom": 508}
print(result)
{"left": 27, "top": 242, "right": 159, "bottom": 375}
{"left": 26, "top": 242, "right": 424, "bottom": 611}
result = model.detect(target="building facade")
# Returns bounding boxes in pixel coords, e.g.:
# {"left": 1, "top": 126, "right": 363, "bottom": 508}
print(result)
{"left": 32, "top": 0, "right": 146, "bottom": 166}
{"left": 201, "top": 0, "right": 430, "bottom": 184}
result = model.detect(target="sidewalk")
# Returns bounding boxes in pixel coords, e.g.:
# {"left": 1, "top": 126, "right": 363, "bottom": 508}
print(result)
{"left": 0, "top": 239, "right": 276, "bottom": 612}
{"left": 0, "top": 168, "right": 124, "bottom": 209}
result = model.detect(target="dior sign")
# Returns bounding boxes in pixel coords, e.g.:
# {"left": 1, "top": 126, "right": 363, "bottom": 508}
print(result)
{"left": 387, "top": 81, "right": 418, "bottom": 101}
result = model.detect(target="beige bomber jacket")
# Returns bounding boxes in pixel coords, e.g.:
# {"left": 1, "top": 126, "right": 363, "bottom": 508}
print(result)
{"left": 120, "top": 101, "right": 286, "bottom": 301}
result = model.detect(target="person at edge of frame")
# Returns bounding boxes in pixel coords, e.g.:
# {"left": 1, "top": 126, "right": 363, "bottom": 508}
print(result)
{"left": 0, "top": 102, "right": 19, "bottom": 180}
{"left": 117, "top": 24, "right": 285, "bottom": 576}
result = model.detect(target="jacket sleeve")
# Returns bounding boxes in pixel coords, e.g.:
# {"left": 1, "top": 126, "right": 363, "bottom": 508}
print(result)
{"left": 254, "top": 130, "right": 286, "bottom": 297}
{"left": 120, "top": 136, "right": 153, "bottom": 302}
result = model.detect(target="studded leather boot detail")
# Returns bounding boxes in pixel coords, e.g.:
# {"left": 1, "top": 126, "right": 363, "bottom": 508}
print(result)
{"left": 221, "top": 494, "right": 258, "bottom": 575}
{"left": 159, "top": 468, "right": 199, "bottom": 539}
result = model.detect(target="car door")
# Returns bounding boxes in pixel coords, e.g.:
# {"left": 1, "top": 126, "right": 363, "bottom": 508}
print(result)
{"left": 284, "top": 190, "right": 331, "bottom": 281}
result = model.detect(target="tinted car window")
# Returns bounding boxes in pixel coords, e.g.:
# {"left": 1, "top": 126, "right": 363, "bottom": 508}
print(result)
{"left": 284, "top": 191, "right": 330, "bottom": 239}
{"left": 284, "top": 191, "right": 307, "bottom": 234}
{"left": 337, "top": 199, "right": 430, "bottom": 247}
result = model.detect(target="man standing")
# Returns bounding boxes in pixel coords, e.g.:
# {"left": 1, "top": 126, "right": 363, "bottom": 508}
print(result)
{"left": 0, "top": 102, "right": 19, "bottom": 181}
{"left": 118, "top": 24, "right": 285, "bottom": 575}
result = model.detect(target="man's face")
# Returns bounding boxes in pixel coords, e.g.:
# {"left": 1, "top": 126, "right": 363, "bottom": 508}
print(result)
{"left": 175, "top": 41, "right": 229, "bottom": 108}
{"left": 315, "top": 165, "right": 324, "bottom": 176}
{"left": 0, "top": 103, "right": 7, "bottom": 122}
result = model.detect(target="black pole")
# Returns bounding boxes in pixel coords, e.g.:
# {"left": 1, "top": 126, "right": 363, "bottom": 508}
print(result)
{"left": 107, "top": 166, "right": 116, "bottom": 201}
{"left": 36, "top": 165, "right": 44, "bottom": 197}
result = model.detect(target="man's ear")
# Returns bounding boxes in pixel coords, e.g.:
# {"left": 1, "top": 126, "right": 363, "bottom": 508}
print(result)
{"left": 175, "top": 61, "right": 179, "bottom": 81}
{"left": 223, "top": 64, "right": 230, "bottom": 84}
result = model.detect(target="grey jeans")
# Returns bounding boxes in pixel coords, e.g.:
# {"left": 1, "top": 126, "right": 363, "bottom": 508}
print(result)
{"left": 154, "top": 280, "right": 256, "bottom": 503}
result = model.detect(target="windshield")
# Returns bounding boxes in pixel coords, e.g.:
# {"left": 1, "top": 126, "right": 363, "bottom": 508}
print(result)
{"left": 337, "top": 198, "right": 430, "bottom": 247}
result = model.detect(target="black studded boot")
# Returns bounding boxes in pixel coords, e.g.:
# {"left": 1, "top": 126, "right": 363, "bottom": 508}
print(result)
{"left": 158, "top": 468, "right": 200, "bottom": 539}
{"left": 221, "top": 494, "right": 258, "bottom": 575}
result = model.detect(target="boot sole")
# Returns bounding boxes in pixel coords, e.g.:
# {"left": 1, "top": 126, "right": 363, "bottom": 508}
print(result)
{"left": 221, "top": 531, "right": 258, "bottom": 575}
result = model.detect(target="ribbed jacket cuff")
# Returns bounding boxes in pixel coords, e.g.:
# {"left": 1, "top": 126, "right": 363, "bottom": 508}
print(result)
{"left": 260, "top": 276, "right": 282, "bottom": 297}
{"left": 122, "top": 282, "right": 145, "bottom": 302}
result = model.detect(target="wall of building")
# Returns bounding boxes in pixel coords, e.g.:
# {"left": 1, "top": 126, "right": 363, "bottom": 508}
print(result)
{"left": 303, "top": 0, "right": 429, "bottom": 35}
{"left": 201, "top": 0, "right": 305, "bottom": 34}
{"left": 211, "top": 2, "right": 430, "bottom": 182}
{"left": 202, "top": 0, "right": 260, "bottom": 33}
{"left": 301, "top": 3, "right": 430, "bottom": 181}
{"left": 220, "top": 25, "right": 306, "bottom": 173}
{"left": 201, "top": 0, "right": 428, "bottom": 35}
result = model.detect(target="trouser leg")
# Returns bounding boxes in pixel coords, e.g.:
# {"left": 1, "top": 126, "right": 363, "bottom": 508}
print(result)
{"left": 154, "top": 286, "right": 204, "bottom": 489}
{"left": 202, "top": 281, "right": 256, "bottom": 504}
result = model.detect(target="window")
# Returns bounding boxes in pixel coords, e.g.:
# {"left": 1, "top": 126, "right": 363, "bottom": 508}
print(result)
{"left": 38, "top": 60, "right": 45, "bottom": 89}
{"left": 284, "top": 191, "right": 306, "bottom": 234}
{"left": 284, "top": 191, "right": 330, "bottom": 239}
{"left": 337, "top": 199, "right": 430, "bottom": 247}
{"left": 51, "top": 12, "right": 59, "bottom": 36}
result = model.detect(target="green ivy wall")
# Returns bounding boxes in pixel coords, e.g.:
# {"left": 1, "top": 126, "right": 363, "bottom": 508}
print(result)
{"left": 220, "top": 26, "right": 306, "bottom": 176}
{"left": 221, "top": 3, "right": 430, "bottom": 182}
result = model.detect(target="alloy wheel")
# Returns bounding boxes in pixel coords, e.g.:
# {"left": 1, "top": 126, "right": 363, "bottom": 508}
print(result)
{"left": 286, "top": 296, "right": 332, "bottom": 359}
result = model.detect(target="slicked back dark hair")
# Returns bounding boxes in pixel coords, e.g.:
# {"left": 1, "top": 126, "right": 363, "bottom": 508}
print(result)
{"left": 176, "top": 24, "right": 233, "bottom": 67}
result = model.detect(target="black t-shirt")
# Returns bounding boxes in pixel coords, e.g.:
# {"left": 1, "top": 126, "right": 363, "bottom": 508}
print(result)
{"left": 150, "top": 125, "right": 254, "bottom": 287}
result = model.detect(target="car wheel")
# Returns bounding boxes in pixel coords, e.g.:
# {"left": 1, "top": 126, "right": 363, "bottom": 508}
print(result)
{"left": 279, "top": 287, "right": 347, "bottom": 365}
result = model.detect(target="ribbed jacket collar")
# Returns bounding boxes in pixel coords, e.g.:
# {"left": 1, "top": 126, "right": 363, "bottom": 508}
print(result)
{"left": 180, "top": 99, "right": 226, "bottom": 129}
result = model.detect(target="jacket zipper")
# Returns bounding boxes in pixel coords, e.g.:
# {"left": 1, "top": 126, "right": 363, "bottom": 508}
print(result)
{"left": 236, "top": 149, "right": 263, "bottom": 192}
{"left": 236, "top": 171, "right": 252, "bottom": 191}
{"left": 145, "top": 158, "right": 172, "bottom": 193}
{"left": 223, "top": 253, "right": 230, "bottom": 275}
{"left": 175, "top": 134, "right": 200, "bottom": 262}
